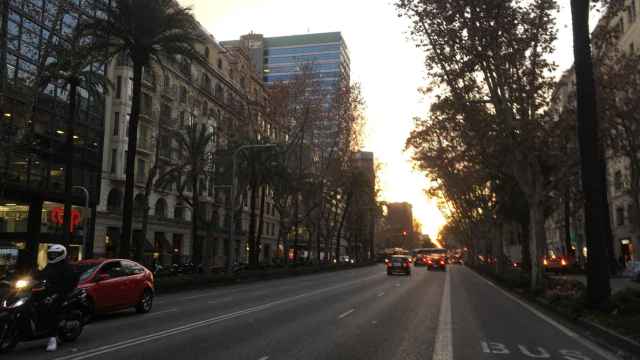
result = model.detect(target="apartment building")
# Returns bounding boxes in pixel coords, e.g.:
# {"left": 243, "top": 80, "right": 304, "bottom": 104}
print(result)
{"left": 95, "top": 25, "right": 277, "bottom": 266}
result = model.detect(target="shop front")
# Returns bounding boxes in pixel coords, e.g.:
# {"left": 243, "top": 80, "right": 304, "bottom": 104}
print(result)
{"left": 0, "top": 199, "right": 91, "bottom": 278}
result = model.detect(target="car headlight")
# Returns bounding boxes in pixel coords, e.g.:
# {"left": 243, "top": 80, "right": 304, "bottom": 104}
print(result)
{"left": 15, "top": 278, "right": 31, "bottom": 290}
{"left": 2, "top": 297, "right": 26, "bottom": 309}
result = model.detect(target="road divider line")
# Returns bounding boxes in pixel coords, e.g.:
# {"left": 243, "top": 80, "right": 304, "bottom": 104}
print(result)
{"left": 433, "top": 267, "right": 453, "bottom": 360}
{"left": 53, "top": 273, "right": 382, "bottom": 360}
{"left": 465, "top": 266, "right": 618, "bottom": 360}
{"left": 338, "top": 309, "right": 355, "bottom": 319}
{"left": 208, "top": 297, "right": 233, "bottom": 304}
{"left": 145, "top": 308, "right": 178, "bottom": 317}
{"left": 257, "top": 356, "right": 269, "bottom": 360}
{"left": 377, "top": 292, "right": 384, "bottom": 297}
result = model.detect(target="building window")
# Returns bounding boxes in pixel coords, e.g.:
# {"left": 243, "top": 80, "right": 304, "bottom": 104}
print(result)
{"left": 180, "top": 86, "right": 187, "bottom": 103}
{"left": 106, "top": 189, "right": 123, "bottom": 213}
{"left": 629, "top": 1, "right": 637, "bottom": 23}
{"left": 113, "top": 112, "right": 120, "bottom": 136}
{"left": 614, "top": 170, "right": 623, "bottom": 192}
{"left": 155, "top": 198, "right": 167, "bottom": 218}
{"left": 133, "top": 194, "right": 146, "bottom": 217}
{"left": 123, "top": 151, "right": 128, "bottom": 175}
{"left": 631, "top": 42, "right": 636, "bottom": 54}
{"left": 136, "top": 158, "right": 146, "bottom": 183}
{"left": 204, "top": 47, "right": 210, "bottom": 61}
{"left": 174, "top": 204, "right": 184, "bottom": 221}
{"left": 617, "top": 206, "right": 625, "bottom": 226}
{"left": 217, "top": 58, "right": 222, "bottom": 69}
{"left": 628, "top": 204, "right": 634, "bottom": 226}
{"left": 116, "top": 76, "right": 122, "bottom": 98}
{"left": 110, "top": 149, "right": 117, "bottom": 174}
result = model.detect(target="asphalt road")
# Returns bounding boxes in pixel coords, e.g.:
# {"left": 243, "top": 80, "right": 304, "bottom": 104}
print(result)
{"left": 8, "top": 265, "right": 619, "bottom": 360}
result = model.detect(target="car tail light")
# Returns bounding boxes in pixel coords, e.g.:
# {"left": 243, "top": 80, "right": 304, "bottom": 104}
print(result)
{"left": 543, "top": 259, "right": 548, "bottom": 266}
{"left": 440, "top": 260, "right": 445, "bottom": 265}
{"left": 561, "top": 258, "right": 567, "bottom": 266}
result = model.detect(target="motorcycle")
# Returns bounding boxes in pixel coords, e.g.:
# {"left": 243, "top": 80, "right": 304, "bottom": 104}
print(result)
{"left": 0, "top": 276, "right": 89, "bottom": 353}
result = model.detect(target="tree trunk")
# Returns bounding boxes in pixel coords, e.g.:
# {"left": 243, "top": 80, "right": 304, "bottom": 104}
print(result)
{"left": 256, "top": 186, "right": 267, "bottom": 264}
{"left": 570, "top": 0, "right": 611, "bottom": 307}
{"left": 529, "top": 198, "right": 546, "bottom": 291}
{"left": 564, "top": 187, "right": 573, "bottom": 257}
{"left": 335, "top": 193, "right": 352, "bottom": 262}
{"left": 248, "top": 179, "right": 259, "bottom": 267}
{"left": 121, "top": 62, "right": 144, "bottom": 259}
{"left": 292, "top": 193, "right": 300, "bottom": 262}
{"left": 191, "top": 176, "right": 200, "bottom": 266}
{"left": 62, "top": 81, "right": 77, "bottom": 246}
{"left": 137, "top": 135, "right": 161, "bottom": 263}
{"left": 521, "top": 211, "right": 531, "bottom": 274}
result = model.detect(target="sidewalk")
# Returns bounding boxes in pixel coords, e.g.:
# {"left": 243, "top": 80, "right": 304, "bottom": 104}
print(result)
{"left": 549, "top": 274, "right": 640, "bottom": 293}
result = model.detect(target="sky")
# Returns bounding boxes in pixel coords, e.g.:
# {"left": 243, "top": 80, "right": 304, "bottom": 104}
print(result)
{"left": 178, "top": 0, "right": 581, "bottom": 241}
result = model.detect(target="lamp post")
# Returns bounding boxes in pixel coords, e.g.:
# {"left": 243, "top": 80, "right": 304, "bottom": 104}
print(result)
{"left": 228, "top": 144, "right": 278, "bottom": 270}
{"left": 72, "top": 186, "right": 89, "bottom": 259}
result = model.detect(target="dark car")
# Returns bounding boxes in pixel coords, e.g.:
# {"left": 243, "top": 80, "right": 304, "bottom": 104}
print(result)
{"left": 73, "top": 259, "right": 155, "bottom": 317}
{"left": 386, "top": 255, "right": 411, "bottom": 276}
{"left": 426, "top": 255, "right": 447, "bottom": 271}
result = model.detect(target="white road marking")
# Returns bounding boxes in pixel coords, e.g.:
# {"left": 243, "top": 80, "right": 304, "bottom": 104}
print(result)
{"left": 52, "top": 273, "right": 381, "bottom": 360}
{"left": 257, "top": 356, "right": 269, "bottom": 360}
{"left": 465, "top": 267, "right": 617, "bottom": 360}
{"left": 432, "top": 266, "right": 452, "bottom": 360}
{"left": 518, "top": 345, "right": 550, "bottom": 358}
{"left": 377, "top": 292, "right": 385, "bottom": 297}
{"left": 338, "top": 309, "right": 355, "bottom": 319}
{"left": 208, "top": 297, "right": 233, "bottom": 304}
{"left": 146, "top": 308, "right": 178, "bottom": 317}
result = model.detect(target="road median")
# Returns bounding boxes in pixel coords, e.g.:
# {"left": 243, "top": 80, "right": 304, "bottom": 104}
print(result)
{"left": 155, "top": 262, "right": 377, "bottom": 294}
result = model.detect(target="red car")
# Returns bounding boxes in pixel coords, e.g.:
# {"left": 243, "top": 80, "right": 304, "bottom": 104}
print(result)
{"left": 73, "top": 259, "right": 154, "bottom": 316}
{"left": 426, "top": 255, "right": 447, "bottom": 271}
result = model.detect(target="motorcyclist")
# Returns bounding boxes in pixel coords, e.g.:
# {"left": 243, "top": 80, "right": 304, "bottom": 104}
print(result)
{"left": 37, "top": 244, "right": 78, "bottom": 352}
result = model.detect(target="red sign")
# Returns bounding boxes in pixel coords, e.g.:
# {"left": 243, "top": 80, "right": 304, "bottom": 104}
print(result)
{"left": 50, "top": 207, "right": 81, "bottom": 233}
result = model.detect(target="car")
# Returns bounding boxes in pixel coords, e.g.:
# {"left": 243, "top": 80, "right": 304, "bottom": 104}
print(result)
{"left": 73, "top": 259, "right": 155, "bottom": 318}
{"left": 386, "top": 255, "right": 411, "bottom": 276}
{"left": 543, "top": 256, "right": 571, "bottom": 274}
{"left": 426, "top": 255, "right": 447, "bottom": 271}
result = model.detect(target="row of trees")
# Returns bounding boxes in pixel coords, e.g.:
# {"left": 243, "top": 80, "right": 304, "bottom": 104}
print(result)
{"left": 398, "top": 0, "right": 631, "bottom": 307}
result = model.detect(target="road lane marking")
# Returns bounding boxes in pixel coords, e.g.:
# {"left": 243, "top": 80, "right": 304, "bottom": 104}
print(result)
{"left": 432, "top": 266, "right": 452, "bottom": 360}
{"left": 465, "top": 267, "right": 617, "bottom": 360}
{"left": 208, "top": 297, "right": 233, "bottom": 304}
{"left": 377, "top": 292, "right": 384, "bottom": 297}
{"left": 145, "top": 308, "right": 178, "bottom": 317}
{"left": 257, "top": 356, "right": 269, "bottom": 360}
{"left": 338, "top": 309, "right": 355, "bottom": 319}
{"left": 52, "top": 273, "right": 382, "bottom": 360}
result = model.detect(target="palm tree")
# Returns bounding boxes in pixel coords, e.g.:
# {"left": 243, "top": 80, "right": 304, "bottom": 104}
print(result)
{"left": 84, "top": 0, "right": 204, "bottom": 258}
{"left": 158, "top": 122, "right": 215, "bottom": 271}
{"left": 41, "top": 24, "right": 111, "bottom": 246}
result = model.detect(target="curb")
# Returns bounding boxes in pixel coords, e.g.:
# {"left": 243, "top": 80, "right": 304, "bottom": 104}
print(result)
{"left": 576, "top": 317, "right": 640, "bottom": 360}
{"left": 469, "top": 266, "right": 639, "bottom": 360}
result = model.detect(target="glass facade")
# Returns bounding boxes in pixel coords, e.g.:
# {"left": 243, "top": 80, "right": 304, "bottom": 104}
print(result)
{"left": 0, "top": 0, "right": 106, "bottom": 271}
{"left": 261, "top": 33, "right": 350, "bottom": 91}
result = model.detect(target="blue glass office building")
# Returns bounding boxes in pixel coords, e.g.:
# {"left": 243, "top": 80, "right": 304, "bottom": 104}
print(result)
{"left": 223, "top": 31, "right": 350, "bottom": 92}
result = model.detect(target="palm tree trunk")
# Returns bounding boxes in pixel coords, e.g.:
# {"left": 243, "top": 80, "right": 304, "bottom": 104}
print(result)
{"left": 62, "top": 81, "right": 77, "bottom": 245}
{"left": 121, "top": 62, "right": 144, "bottom": 259}
{"left": 191, "top": 176, "right": 200, "bottom": 266}
{"left": 570, "top": 0, "right": 611, "bottom": 308}
{"left": 137, "top": 136, "right": 160, "bottom": 262}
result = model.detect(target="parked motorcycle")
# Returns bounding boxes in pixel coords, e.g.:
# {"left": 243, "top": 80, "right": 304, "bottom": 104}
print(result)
{"left": 0, "top": 276, "right": 89, "bottom": 353}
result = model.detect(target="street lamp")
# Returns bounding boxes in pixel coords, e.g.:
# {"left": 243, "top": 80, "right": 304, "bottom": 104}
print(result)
{"left": 229, "top": 144, "right": 278, "bottom": 269}
{"left": 72, "top": 186, "right": 89, "bottom": 259}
